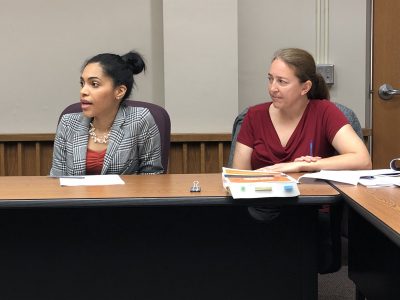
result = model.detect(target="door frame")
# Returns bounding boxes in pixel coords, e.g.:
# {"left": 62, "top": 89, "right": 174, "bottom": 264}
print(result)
{"left": 366, "top": 0, "right": 373, "bottom": 153}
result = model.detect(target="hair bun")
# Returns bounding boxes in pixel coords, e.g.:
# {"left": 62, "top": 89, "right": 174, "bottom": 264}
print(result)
{"left": 121, "top": 51, "right": 146, "bottom": 75}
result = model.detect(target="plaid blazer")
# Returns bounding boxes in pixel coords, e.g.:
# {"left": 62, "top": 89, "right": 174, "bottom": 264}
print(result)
{"left": 50, "top": 103, "right": 163, "bottom": 176}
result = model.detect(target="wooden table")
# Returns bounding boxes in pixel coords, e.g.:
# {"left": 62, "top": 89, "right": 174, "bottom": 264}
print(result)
{"left": 0, "top": 174, "right": 340, "bottom": 300}
{"left": 334, "top": 184, "right": 400, "bottom": 300}
{"left": 0, "top": 173, "right": 339, "bottom": 207}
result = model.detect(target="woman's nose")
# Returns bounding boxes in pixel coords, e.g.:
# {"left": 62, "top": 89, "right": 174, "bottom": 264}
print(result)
{"left": 269, "top": 80, "right": 278, "bottom": 91}
{"left": 80, "top": 84, "right": 88, "bottom": 96}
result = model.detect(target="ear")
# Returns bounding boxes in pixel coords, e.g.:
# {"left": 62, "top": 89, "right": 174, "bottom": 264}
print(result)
{"left": 301, "top": 80, "right": 312, "bottom": 96}
{"left": 115, "top": 85, "right": 127, "bottom": 101}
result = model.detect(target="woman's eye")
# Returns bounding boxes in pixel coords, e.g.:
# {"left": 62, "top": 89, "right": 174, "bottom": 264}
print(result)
{"left": 91, "top": 82, "right": 100, "bottom": 88}
{"left": 80, "top": 81, "right": 84, "bottom": 87}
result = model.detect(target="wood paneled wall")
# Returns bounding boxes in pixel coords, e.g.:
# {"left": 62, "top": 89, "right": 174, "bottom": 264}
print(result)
{"left": 0, "top": 134, "right": 55, "bottom": 176}
{"left": 0, "top": 134, "right": 232, "bottom": 176}
{"left": 169, "top": 134, "right": 231, "bottom": 174}
{"left": 0, "top": 130, "right": 371, "bottom": 176}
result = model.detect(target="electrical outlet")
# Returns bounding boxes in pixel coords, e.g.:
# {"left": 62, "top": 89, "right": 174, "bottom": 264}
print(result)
{"left": 316, "top": 64, "right": 334, "bottom": 85}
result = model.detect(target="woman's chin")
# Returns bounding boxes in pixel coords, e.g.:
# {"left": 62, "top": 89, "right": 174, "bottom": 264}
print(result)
{"left": 82, "top": 109, "right": 94, "bottom": 118}
{"left": 271, "top": 100, "right": 282, "bottom": 109}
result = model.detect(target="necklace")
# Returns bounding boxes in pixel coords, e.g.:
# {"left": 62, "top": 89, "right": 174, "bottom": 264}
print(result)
{"left": 89, "top": 122, "right": 111, "bottom": 144}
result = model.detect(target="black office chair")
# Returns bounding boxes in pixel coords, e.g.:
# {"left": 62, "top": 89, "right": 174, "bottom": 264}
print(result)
{"left": 227, "top": 101, "right": 364, "bottom": 274}
{"left": 58, "top": 100, "right": 171, "bottom": 173}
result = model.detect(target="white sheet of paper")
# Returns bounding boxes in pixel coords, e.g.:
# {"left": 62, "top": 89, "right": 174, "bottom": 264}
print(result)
{"left": 298, "top": 169, "right": 400, "bottom": 185}
{"left": 59, "top": 175, "right": 125, "bottom": 186}
{"left": 359, "top": 174, "right": 400, "bottom": 187}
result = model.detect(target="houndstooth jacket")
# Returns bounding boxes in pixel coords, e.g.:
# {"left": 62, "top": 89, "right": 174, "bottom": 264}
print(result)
{"left": 50, "top": 103, "right": 163, "bottom": 176}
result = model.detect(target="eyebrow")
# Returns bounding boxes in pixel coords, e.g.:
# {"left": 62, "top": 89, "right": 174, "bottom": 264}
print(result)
{"left": 267, "top": 73, "right": 289, "bottom": 80}
{"left": 80, "top": 76, "right": 101, "bottom": 81}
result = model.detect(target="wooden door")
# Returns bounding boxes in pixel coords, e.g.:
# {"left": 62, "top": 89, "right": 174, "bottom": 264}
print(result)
{"left": 372, "top": 0, "right": 400, "bottom": 168}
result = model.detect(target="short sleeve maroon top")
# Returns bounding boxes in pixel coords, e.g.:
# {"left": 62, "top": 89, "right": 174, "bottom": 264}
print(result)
{"left": 237, "top": 100, "right": 348, "bottom": 170}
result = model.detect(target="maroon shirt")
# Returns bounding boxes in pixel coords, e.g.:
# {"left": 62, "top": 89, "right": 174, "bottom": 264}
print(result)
{"left": 237, "top": 100, "right": 348, "bottom": 170}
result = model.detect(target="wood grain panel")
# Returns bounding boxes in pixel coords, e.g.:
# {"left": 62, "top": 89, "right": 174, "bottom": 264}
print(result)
{"left": 35, "top": 143, "right": 41, "bottom": 176}
{"left": 0, "top": 134, "right": 55, "bottom": 142}
{"left": 5, "top": 144, "right": 18, "bottom": 176}
{"left": 336, "top": 183, "right": 400, "bottom": 234}
{"left": 40, "top": 142, "right": 54, "bottom": 175}
{"left": 17, "top": 143, "right": 23, "bottom": 175}
{"left": 200, "top": 143, "right": 206, "bottom": 173}
{"left": 182, "top": 143, "right": 189, "bottom": 173}
{"left": 168, "top": 143, "right": 183, "bottom": 174}
{"left": 0, "top": 143, "right": 5, "bottom": 176}
{"left": 21, "top": 143, "right": 37, "bottom": 176}
{"left": 372, "top": 0, "right": 400, "bottom": 168}
{"left": 187, "top": 143, "right": 200, "bottom": 174}
{"left": 171, "top": 133, "right": 231, "bottom": 142}
{"left": 0, "top": 132, "right": 370, "bottom": 176}
{"left": 205, "top": 143, "right": 221, "bottom": 173}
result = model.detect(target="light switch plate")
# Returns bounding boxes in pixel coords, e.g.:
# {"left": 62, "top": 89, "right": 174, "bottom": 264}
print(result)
{"left": 316, "top": 64, "right": 334, "bottom": 85}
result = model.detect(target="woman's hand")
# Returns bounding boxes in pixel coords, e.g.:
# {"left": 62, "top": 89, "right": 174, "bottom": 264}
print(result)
{"left": 257, "top": 156, "right": 324, "bottom": 173}
{"left": 257, "top": 161, "right": 305, "bottom": 173}
{"left": 294, "top": 155, "right": 322, "bottom": 163}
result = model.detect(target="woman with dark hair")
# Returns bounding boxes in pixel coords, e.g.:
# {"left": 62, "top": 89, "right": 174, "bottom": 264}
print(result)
{"left": 232, "top": 48, "right": 371, "bottom": 172}
{"left": 50, "top": 51, "right": 163, "bottom": 176}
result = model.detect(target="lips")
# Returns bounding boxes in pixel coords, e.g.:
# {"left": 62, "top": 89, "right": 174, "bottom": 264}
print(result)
{"left": 270, "top": 95, "right": 281, "bottom": 101}
{"left": 80, "top": 100, "right": 92, "bottom": 110}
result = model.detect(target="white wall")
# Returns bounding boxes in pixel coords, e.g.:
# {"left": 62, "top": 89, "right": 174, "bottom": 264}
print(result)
{"left": 238, "top": 0, "right": 368, "bottom": 126}
{"left": 0, "top": 0, "right": 368, "bottom": 133}
{"left": 163, "top": 0, "right": 238, "bottom": 133}
{"left": 238, "top": 0, "right": 316, "bottom": 112}
{"left": 0, "top": 0, "right": 163, "bottom": 133}
{"left": 329, "top": 0, "right": 367, "bottom": 126}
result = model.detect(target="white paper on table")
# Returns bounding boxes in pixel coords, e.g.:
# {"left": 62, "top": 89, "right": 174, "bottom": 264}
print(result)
{"left": 358, "top": 176, "right": 400, "bottom": 187}
{"left": 59, "top": 175, "right": 125, "bottom": 186}
{"left": 298, "top": 169, "right": 400, "bottom": 185}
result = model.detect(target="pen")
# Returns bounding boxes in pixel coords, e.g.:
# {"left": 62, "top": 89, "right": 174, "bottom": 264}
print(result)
{"left": 48, "top": 176, "right": 86, "bottom": 179}
{"left": 309, "top": 141, "right": 313, "bottom": 156}
{"left": 360, "top": 176, "right": 374, "bottom": 179}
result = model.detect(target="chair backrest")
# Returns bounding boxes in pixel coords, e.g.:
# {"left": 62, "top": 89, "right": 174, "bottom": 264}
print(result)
{"left": 227, "top": 102, "right": 363, "bottom": 167}
{"left": 227, "top": 107, "right": 249, "bottom": 167}
{"left": 58, "top": 100, "right": 171, "bottom": 173}
{"left": 333, "top": 102, "right": 363, "bottom": 139}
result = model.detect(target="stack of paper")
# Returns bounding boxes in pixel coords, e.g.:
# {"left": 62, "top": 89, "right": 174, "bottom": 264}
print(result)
{"left": 222, "top": 168, "right": 300, "bottom": 199}
{"left": 297, "top": 157, "right": 400, "bottom": 187}
{"left": 298, "top": 169, "right": 400, "bottom": 185}
{"left": 358, "top": 174, "right": 400, "bottom": 188}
